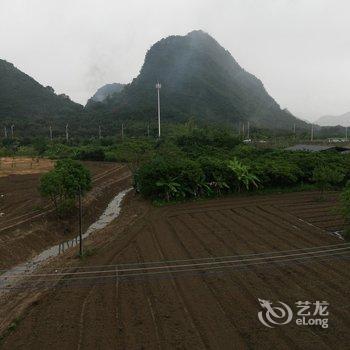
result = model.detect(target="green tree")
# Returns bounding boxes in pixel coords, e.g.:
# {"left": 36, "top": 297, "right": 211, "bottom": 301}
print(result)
{"left": 39, "top": 159, "right": 91, "bottom": 216}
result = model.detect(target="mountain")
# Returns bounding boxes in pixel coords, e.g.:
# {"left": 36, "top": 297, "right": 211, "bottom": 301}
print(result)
{"left": 97, "top": 30, "right": 305, "bottom": 130}
{"left": 315, "top": 112, "right": 350, "bottom": 127}
{"left": 88, "top": 83, "right": 125, "bottom": 104}
{"left": 0, "top": 59, "right": 82, "bottom": 124}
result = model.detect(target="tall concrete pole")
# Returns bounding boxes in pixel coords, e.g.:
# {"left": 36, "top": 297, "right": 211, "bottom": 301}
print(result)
{"left": 156, "top": 82, "right": 161, "bottom": 138}
{"left": 65, "top": 124, "right": 69, "bottom": 142}
{"left": 78, "top": 187, "right": 83, "bottom": 257}
{"left": 346, "top": 126, "right": 348, "bottom": 141}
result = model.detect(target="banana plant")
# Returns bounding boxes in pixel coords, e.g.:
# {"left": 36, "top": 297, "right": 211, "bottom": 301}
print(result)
{"left": 227, "top": 158, "right": 260, "bottom": 191}
{"left": 156, "top": 177, "right": 184, "bottom": 201}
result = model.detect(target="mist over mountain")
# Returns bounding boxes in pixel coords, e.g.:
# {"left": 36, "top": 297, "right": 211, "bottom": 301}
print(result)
{"left": 87, "top": 83, "right": 125, "bottom": 104}
{"left": 96, "top": 30, "right": 305, "bottom": 130}
{"left": 315, "top": 112, "right": 350, "bottom": 127}
{"left": 0, "top": 59, "right": 82, "bottom": 125}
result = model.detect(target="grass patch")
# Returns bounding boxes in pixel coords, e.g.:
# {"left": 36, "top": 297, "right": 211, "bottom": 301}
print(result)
{"left": 76, "top": 247, "right": 97, "bottom": 260}
{"left": 0, "top": 317, "right": 22, "bottom": 344}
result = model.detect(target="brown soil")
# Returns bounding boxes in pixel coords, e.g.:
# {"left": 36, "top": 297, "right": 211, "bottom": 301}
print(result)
{"left": 0, "top": 157, "right": 54, "bottom": 177}
{"left": 0, "top": 191, "right": 349, "bottom": 349}
{"left": 0, "top": 161, "right": 132, "bottom": 269}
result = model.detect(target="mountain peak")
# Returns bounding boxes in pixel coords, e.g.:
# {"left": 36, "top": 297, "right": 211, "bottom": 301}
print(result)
{"left": 96, "top": 31, "right": 304, "bottom": 129}
{"left": 186, "top": 29, "right": 211, "bottom": 38}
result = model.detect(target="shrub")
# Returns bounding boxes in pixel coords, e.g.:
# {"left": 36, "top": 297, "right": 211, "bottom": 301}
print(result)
{"left": 134, "top": 156, "right": 204, "bottom": 201}
{"left": 198, "top": 157, "right": 231, "bottom": 195}
{"left": 75, "top": 147, "right": 105, "bottom": 161}
{"left": 312, "top": 165, "right": 345, "bottom": 194}
{"left": 341, "top": 182, "right": 350, "bottom": 241}
{"left": 252, "top": 159, "right": 303, "bottom": 187}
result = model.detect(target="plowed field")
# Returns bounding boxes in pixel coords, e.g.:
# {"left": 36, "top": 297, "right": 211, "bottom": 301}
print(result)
{"left": 1, "top": 191, "right": 349, "bottom": 349}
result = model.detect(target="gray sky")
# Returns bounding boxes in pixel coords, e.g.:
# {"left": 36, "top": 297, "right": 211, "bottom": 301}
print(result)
{"left": 1, "top": 0, "right": 349, "bottom": 121}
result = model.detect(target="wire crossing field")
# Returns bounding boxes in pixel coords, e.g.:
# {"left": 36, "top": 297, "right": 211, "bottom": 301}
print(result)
{"left": 1, "top": 191, "right": 349, "bottom": 349}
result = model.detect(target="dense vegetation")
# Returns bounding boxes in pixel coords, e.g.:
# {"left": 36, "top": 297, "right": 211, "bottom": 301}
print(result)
{"left": 132, "top": 126, "right": 349, "bottom": 202}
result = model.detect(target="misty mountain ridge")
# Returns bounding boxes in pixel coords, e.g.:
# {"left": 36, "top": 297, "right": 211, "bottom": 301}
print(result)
{"left": 88, "top": 83, "right": 125, "bottom": 104}
{"left": 0, "top": 59, "right": 82, "bottom": 124}
{"left": 315, "top": 112, "right": 350, "bottom": 127}
{"left": 94, "top": 30, "right": 305, "bottom": 129}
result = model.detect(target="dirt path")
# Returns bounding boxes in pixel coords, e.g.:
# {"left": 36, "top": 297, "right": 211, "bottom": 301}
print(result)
{"left": 0, "top": 162, "right": 132, "bottom": 269}
{"left": 0, "top": 191, "right": 349, "bottom": 349}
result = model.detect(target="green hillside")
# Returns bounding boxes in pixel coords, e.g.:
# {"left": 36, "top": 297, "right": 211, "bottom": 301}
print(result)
{"left": 97, "top": 30, "right": 306, "bottom": 130}
{"left": 0, "top": 59, "right": 82, "bottom": 126}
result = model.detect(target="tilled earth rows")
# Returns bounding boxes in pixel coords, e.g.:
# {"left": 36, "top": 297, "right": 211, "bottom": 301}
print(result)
{"left": 1, "top": 191, "right": 349, "bottom": 349}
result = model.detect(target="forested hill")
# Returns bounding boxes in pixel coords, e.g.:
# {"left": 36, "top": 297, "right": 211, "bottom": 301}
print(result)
{"left": 95, "top": 30, "right": 306, "bottom": 130}
{"left": 0, "top": 59, "right": 83, "bottom": 122}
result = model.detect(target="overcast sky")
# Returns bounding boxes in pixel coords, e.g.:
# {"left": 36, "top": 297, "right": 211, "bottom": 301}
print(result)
{"left": 1, "top": 0, "right": 349, "bottom": 121}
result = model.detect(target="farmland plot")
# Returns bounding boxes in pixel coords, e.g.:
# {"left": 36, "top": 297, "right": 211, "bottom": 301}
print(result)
{"left": 1, "top": 191, "right": 349, "bottom": 349}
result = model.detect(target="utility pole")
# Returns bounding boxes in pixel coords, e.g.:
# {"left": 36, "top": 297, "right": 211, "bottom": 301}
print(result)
{"left": 78, "top": 187, "right": 83, "bottom": 257}
{"left": 346, "top": 126, "right": 348, "bottom": 141}
{"left": 99, "top": 125, "right": 102, "bottom": 140}
{"left": 49, "top": 125, "right": 53, "bottom": 141}
{"left": 121, "top": 123, "right": 124, "bottom": 140}
{"left": 293, "top": 123, "right": 296, "bottom": 139}
{"left": 247, "top": 121, "right": 250, "bottom": 139}
{"left": 156, "top": 82, "right": 161, "bottom": 138}
{"left": 242, "top": 123, "right": 245, "bottom": 138}
{"left": 65, "top": 123, "right": 69, "bottom": 142}
{"left": 4, "top": 126, "right": 7, "bottom": 138}
{"left": 11, "top": 125, "right": 14, "bottom": 139}
{"left": 311, "top": 124, "right": 314, "bottom": 141}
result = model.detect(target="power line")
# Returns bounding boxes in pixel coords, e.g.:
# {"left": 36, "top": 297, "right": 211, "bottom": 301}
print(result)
{"left": 2, "top": 250, "right": 349, "bottom": 291}
{"left": 2, "top": 244, "right": 349, "bottom": 280}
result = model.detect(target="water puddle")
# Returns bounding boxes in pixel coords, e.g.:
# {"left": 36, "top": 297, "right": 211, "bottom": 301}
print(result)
{"left": 0, "top": 188, "right": 132, "bottom": 290}
{"left": 329, "top": 230, "right": 345, "bottom": 240}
